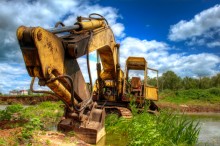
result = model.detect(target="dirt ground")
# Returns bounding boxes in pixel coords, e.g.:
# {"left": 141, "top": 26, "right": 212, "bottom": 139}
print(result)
{"left": 0, "top": 126, "right": 90, "bottom": 146}
{"left": 0, "top": 118, "right": 90, "bottom": 146}
{"left": 157, "top": 102, "right": 220, "bottom": 112}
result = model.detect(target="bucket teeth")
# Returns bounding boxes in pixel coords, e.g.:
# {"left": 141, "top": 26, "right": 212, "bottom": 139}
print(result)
{"left": 58, "top": 107, "right": 106, "bottom": 144}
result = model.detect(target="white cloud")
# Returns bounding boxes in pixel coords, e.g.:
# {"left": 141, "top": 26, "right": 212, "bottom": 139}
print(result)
{"left": 168, "top": 4, "right": 220, "bottom": 48}
{"left": 120, "top": 37, "right": 220, "bottom": 78}
{"left": 119, "top": 37, "right": 169, "bottom": 69}
{"left": 62, "top": 3, "right": 125, "bottom": 37}
{"left": 111, "top": 23, "right": 125, "bottom": 38}
{"left": 207, "top": 41, "right": 220, "bottom": 48}
{"left": 0, "top": 0, "right": 125, "bottom": 62}
{"left": 77, "top": 56, "right": 97, "bottom": 85}
{"left": 0, "top": 0, "right": 124, "bottom": 93}
{"left": 0, "top": 63, "right": 30, "bottom": 93}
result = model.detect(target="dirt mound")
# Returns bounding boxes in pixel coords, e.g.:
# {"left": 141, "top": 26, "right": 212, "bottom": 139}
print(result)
{"left": 0, "top": 95, "right": 59, "bottom": 105}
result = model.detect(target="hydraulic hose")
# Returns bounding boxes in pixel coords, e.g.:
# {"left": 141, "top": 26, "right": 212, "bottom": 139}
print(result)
{"left": 30, "top": 77, "right": 72, "bottom": 110}
{"left": 46, "top": 75, "right": 88, "bottom": 112}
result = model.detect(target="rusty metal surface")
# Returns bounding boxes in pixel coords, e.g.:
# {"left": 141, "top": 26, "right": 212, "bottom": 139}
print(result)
{"left": 58, "top": 105, "right": 106, "bottom": 144}
{"left": 64, "top": 58, "right": 90, "bottom": 102}
{"left": 116, "top": 107, "right": 133, "bottom": 119}
{"left": 126, "top": 57, "right": 147, "bottom": 70}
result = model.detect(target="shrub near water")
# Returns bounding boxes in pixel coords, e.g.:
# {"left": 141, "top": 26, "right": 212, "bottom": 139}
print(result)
{"left": 21, "top": 101, "right": 63, "bottom": 129}
{"left": 0, "top": 104, "right": 23, "bottom": 120}
{"left": 106, "top": 111, "right": 200, "bottom": 146}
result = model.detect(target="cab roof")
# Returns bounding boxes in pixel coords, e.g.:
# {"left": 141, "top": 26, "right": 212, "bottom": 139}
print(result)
{"left": 126, "top": 57, "right": 147, "bottom": 70}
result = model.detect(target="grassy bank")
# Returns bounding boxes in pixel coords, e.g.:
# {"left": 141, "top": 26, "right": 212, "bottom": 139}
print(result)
{"left": 0, "top": 101, "right": 201, "bottom": 145}
{"left": 106, "top": 111, "right": 200, "bottom": 146}
{"left": 159, "top": 87, "right": 220, "bottom": 104}
{"left": 157, "top": 88, "right": 220, "bottom": 112}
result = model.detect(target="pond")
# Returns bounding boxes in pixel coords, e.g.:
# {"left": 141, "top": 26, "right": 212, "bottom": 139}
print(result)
{"left": 0, "top": 105, "right": 30, "bottom": 110}
{"left": 0, "top": 105, "right": 8, "bottom": 110}
{"left": 188, "top": 113, "right": 220, "bottom": 146}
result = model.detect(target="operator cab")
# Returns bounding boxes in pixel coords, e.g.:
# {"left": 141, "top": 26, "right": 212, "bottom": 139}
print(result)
{"left": 123, "top": 57, "right": 159, "bottom": 108}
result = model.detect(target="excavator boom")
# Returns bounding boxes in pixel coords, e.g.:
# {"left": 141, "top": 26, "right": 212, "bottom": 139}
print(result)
{"left": 16, "top": 14, "right": 117, "bottom": 144}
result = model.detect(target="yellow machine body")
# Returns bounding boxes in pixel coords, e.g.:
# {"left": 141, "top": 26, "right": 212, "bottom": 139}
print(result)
{"left": 17, "top": 14, "right": 159, "bottom": 144}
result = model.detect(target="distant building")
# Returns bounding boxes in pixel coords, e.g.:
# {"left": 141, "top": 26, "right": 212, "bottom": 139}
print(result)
{"left": 9, "top": 90, "right": 28, "bottom": 95}
{"left": 20, "top": 90, "right": 28, "bottom": 95}
{"left": 9, "top": 90, "right": 19, "bottom": 95}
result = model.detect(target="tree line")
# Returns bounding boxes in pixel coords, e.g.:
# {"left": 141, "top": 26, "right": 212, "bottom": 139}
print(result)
{"left": 148, "top": 71, "right": 220, "bottom": 91}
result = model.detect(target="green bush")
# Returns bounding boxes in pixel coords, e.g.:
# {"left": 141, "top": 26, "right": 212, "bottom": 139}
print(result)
{"left": 21, "top": 117, "right": 42, "bottom": 139}
{"left": 0, "top": 104, "right": 23, "bottom": 120}
{"left": 21, "top": 101, "right": 63, "bottom": 130}
{"left": 160, "top": 89, "right": 176, "bottom": 98}
{"left": 208, "top": 88, "right": 220, "bottom": 96}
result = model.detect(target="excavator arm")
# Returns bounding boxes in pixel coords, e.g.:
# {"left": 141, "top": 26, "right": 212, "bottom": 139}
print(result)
{"left": 16, "top": 14, "right": 120, "bottom": 144}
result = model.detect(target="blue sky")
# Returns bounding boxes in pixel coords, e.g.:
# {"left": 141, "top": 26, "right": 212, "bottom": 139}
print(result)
{"left": 98, "top": 0, "right": 220, "bottom": 54}
{"left": 0, "top": 0, "right": 219, "bottom": 93}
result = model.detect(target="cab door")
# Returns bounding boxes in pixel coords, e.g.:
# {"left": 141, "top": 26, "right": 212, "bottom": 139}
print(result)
{"left": 145, "top": 68, "right": 158, "bottom": 101}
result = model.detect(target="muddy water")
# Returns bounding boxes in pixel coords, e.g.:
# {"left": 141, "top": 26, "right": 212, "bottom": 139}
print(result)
{"left": 0, "top": 105, "right": 8, "bottom": 110}
{"left": 187, "top": 113, "right": 220, "bottom": 146}
{"left": 0, "top": 105, "right": 29, "bottom": 110}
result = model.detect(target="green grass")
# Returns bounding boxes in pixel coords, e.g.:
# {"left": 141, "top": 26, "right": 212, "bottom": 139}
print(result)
{"left": 0, "top": 102, "right": 63, "bottom": 127}
{"left": 159, "top": 88, "right": 220, "bottom": 104}
{"left": 21, "top": 101, "right": 64, "bottom": 129}
{"left": 0, "top": 104, "right": 23, "bottom": 120}
{"left": 106, "top": 111, "right": 200, "bottom": 146}
{"left": 0, "top": 138, "right": 7, "bottom": 146}
{"left": 1, "top": 101, "right": 201, "bottom": 145}
{"left": 0, "top": 102, "right": 64, "bottom": 144}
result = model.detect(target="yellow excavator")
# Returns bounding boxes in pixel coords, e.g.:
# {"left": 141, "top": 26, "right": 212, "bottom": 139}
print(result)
{"left": 16, "top": 14, "right": 158, "bottom": 144}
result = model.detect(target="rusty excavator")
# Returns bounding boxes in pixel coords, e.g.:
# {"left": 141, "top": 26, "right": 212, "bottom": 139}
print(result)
{"left": 16, "top": 14, "right": 159, "bottom": 144}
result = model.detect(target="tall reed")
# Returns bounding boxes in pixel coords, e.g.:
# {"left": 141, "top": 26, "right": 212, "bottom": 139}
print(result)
{"left": 106, "top": 110, "right": 200, "bottom": 146}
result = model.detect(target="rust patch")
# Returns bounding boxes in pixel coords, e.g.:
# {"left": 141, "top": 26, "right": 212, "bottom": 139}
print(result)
{"left": 37, "top": 31, "right": 42, "bottom": 41}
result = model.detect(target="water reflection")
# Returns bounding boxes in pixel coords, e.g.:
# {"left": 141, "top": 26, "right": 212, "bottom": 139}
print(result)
{"left": 0, "top": 105, "right": 30, "bottom": 110}
{"left": 97, "top": 133, "right": 127, "bottom": 146}
{"left": 188, "top": 113, "right": 220, "bottom": 146}
{"left": 0, "top": 105, "right": 8, "bottom": 110}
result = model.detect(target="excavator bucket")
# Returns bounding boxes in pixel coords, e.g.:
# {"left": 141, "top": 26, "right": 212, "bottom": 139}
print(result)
{"left": 58, "top": 105, "right": 106, "bottom": 144}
